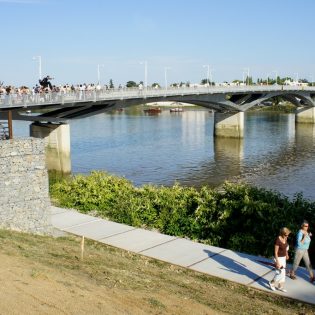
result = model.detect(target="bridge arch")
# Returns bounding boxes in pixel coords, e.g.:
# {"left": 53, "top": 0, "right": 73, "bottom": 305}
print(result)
{"left": 238, "top": 91, "right": 315, "bottom": 112}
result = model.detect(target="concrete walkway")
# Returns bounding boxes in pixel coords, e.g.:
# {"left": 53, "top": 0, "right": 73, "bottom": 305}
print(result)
{"left": 51, "top": 206, "right": 315, "bottom": 305}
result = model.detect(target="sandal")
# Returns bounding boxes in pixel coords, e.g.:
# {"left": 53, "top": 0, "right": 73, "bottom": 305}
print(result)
{"left": 310, "top": 276, "right": 315, "bottom": 283}
{"left": 289, "top": 274, "right": 297, "bottom": 280}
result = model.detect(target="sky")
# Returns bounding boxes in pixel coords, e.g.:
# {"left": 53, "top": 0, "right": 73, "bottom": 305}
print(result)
{"left": 1, "top": 0, "right": 315, "bottom": 87}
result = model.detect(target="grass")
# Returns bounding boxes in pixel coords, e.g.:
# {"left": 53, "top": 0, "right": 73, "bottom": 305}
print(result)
{"left": 0, "top": 228, "right": 314, "bottom": 314}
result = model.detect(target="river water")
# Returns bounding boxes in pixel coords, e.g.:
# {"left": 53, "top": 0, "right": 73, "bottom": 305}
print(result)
{"left": 13, "top": 107, "right": 315, "bottom": 200}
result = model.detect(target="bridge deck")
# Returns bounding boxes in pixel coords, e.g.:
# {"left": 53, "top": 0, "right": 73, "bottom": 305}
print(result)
{"left": 1, "top": 85, "right": 314, "bottom": 122}
{"left": 1, "top": 85, "right": 314, "bottom": 109}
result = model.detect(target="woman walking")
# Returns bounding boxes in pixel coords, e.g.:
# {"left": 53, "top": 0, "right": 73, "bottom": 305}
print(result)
{"left": 289, "top": 220, "right": 314, "bottom": 283}
{"left": 269, "top": 227, "right": 290, "bottom": 292}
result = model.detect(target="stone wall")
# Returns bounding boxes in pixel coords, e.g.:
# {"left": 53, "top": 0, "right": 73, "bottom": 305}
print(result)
{"left": 0, "top": 138, "right": 52, "bottom": 234}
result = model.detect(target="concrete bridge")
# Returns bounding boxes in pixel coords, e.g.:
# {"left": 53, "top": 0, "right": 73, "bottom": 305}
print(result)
{"left": 1, "top": 85, "right": 315, "bottom": 173}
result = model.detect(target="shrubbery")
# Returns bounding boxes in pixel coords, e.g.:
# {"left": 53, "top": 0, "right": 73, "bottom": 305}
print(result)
{"left": 50, "top": 171, "right": 315, "bottom": 260}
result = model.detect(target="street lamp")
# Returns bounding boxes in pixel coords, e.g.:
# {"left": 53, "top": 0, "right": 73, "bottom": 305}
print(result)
{"left": 274, "top": 70, "right": 278, "bottom": 85}
{"left": 294, "top": 73, "right": 299, "bottom": 84}
{"left": 140, "top": 60, "right": 148, "bottom": 89}
{"left": 97, "top": 64, "right": 104, "bottom": 84}
{"left": 203, "top": 64, "right": 210, "bottom": 86}
{"left": 32, "top": 55, "right": 42, "bottom": 80}
{"left": 243, "top": 68, "right": 250, "bottom": 85}
{"left": 164, "top": 67, "right": 171, "bottom": 90}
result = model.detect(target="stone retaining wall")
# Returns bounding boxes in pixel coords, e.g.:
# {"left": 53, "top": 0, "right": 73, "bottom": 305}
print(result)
{"left": 0, "top": 138, "right": 52, "bottom": 234}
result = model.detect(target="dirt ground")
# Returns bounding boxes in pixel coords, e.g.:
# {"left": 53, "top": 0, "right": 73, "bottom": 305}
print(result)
{"left": 0, "top": 253, "right": 216, "bottom": 315}
{"left": 0, "top": 230, "right": 314, "bottom": 315}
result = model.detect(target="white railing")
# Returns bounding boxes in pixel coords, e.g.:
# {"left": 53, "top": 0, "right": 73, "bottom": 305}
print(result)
{"left": 1, "top": 85, "right": 314, "bottom": 108}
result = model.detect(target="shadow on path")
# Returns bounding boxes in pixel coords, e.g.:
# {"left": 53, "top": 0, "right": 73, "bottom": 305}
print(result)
{"left": 203, "top": 249, "right": 274, "bottom": 288}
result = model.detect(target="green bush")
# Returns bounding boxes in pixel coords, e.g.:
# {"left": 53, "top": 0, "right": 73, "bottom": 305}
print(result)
{"left": 50, "top": 171, "right": 315, "bottom": 261}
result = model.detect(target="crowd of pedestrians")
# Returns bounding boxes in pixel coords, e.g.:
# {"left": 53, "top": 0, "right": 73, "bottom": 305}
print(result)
{"left": 0, "top": 78, "right": 111, "bottom": 97}
{"left": 0, "top": 76, "right": 120, "bottom": 105}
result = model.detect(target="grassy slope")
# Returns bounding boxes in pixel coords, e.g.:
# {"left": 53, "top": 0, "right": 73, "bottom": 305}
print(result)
{"left": 0, "top": 229, "right": 314, "bottom": 315}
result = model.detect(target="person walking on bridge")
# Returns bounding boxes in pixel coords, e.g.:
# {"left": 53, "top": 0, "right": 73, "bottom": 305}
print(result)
{"left": 269, "top": 227, "right": 290, "bottom": 292}
{"left": 289, "top": 220, "right": 314, "bottom": 283}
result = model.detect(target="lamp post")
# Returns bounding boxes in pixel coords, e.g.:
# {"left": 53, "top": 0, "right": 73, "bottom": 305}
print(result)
{"left": 210, "top": 68, "right": 213, "bottom": 86}
{"left": 164, "top": 67, "right": 171, "bottom": 91}
{"left": 97, "top": 64, "right": 104, "bottom": 85}
{"left": 294, "top": 73, "right": 299, "bottom": 85}
{"left": 243, "top": 68, "right": 250, "bottom": 85}
{"left": 32, "top": 55, "right": 42, "bottom": 80}
{"left": 203, "top": 64, "right": 210, "bottom": 86}
{"left": 140, "top": 60, "right": 148, "bottom": 90}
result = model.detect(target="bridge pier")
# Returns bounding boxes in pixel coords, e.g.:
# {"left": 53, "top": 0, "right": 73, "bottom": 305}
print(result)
{"left": 295, "top": 107, "right": 315, "bottom": 124}
{"left": 30, "top": 122, "right": 71, "bottom": 174}
{"left": 213, "top": 112, "right": 244, "bottom": 138}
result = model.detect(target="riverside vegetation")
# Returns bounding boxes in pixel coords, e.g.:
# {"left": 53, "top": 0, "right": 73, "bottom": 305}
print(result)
{"left": 50, "top": 171, "right": 315, "bottom": 263}
{"left": 251, "top": 101, "right": 296, "bottom": 113}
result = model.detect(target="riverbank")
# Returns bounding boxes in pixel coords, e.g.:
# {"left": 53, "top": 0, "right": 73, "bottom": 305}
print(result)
{"left": 251, "top": 102, "right": 296, "bottom": 113}
{"left": 1, "top": 228, "right": 314, "bottom": 314}
{"left": 146, "top": 101, "right": 296, "bottom": 112}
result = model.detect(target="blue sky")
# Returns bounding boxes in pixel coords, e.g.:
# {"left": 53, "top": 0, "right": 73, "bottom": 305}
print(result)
{"left": 1, "top": 0, "right": 315, "bottom": 87}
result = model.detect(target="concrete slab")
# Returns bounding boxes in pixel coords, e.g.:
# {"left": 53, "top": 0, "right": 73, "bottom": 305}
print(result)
{"left": 141, "top": 238, "right": 226, "bottom": 267}
{"left": 99, "top": 228, "right": 176, "bottom": 253}
{"left": 251, "top": 267, "right": 315, "bottom": 305}
{"left": 50, "top": 206, "right": 69, "bottom": 215}
{"left": 190, "top": 250, "right": 273, "bottom": 285}
{"left": 51, "top": 210, "right": 99, "bottom": 229}
{"left": 64, "top": 219, "right": 135, "bottom": 240}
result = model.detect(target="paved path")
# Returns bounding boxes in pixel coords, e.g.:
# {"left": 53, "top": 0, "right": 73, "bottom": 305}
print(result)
{"left": 51, "top": 206, "right": 315, "bottom": 305}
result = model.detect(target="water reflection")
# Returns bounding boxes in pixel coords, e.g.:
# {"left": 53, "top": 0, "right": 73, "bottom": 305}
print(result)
{"left": 295, "top": 123, "right": 315, "bottom": 147}
{"left": 214, "top": 137, "right": 244, "bottom": 178}
{"left": 181, "top": 110, "right": 207, "bottom": 147}
{"left": 243, "top": 113, "right": 315, "bottom": 199}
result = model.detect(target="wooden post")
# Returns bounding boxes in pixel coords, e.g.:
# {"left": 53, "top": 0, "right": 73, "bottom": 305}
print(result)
{"left": 81, "top": 236, "right": 85, "bottom": 260}
{"left": 8, "top": 110, "right": 13, "bottom": 139}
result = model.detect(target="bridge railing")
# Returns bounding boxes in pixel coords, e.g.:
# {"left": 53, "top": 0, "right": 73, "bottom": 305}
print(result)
{"left": 0, "top": 85, "right": 314, "bottom": 109}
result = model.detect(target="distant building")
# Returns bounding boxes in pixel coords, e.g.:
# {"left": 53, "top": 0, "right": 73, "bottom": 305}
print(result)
{"left": 284, "top": 79, "right": 308, "bottom": 87}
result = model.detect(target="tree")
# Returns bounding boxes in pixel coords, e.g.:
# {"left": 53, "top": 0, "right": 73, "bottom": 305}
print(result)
{"left": 300, "top": 78, "right": 309, "bottom": 83}
{"left": 126, "top": 81, "right": 138, "bottom": 88}
{"left": 245, "top": 76, "right": 253, "bottom": 85}
{"left": 109, "top": 79, "right": 114, "bottom": 89}
{"left": 151, "top": 83, "right": 160, "bottom": 88}
{"left": 201, "top": 79, "right": 208, "bottom": 85}
{"left": 201, "top": 79, "right": 214, "bottom": 86}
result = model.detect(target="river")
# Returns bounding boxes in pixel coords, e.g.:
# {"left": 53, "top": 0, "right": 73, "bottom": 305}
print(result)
{"left": 13, "top": 106, "right": 315, "bottom": 200}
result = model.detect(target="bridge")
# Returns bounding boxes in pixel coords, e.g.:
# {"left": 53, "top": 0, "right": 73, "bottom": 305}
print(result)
{"left": 1, "top": 85, "right": 315, "bottom": 120}
{"left": 1, "top": 84, "right": 315, "bottom": 173}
